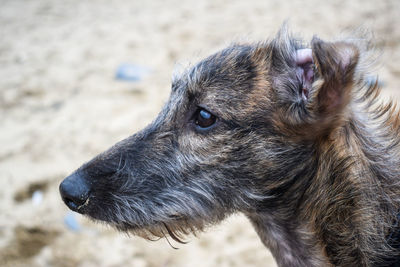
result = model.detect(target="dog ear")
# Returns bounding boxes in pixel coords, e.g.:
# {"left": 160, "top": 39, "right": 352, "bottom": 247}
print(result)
{"left": 308, "top": 37, "right": 359, "bottom": 116}
{"left": 271, "top": 35, "right": 360, "bottom": 139}
{"left": 294, "top": 38, "right": 360, "bottom": 138}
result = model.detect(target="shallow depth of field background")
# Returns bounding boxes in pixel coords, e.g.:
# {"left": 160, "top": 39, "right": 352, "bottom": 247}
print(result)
{"left": 1, "top": 0, "right": 400, "bottom": 266}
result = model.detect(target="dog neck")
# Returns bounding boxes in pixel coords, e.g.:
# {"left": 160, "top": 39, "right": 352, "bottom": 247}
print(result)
{"left": 247, "top": 212, "right": 331, "bottom": 267}
{"left": 247, "top": 111, "right": 400, "bottom": 266}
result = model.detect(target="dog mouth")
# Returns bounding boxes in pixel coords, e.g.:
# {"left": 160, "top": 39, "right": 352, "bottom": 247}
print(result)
{"left": 73, "top": 197, "right": 199, "bottom": 245}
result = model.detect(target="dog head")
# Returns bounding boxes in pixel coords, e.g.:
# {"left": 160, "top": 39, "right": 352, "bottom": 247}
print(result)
{"left": 60, "top": 27, "right": 361, "bottom": 241}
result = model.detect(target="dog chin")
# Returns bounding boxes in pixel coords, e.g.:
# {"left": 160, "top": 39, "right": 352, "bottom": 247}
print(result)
{"left": 113, "top": 222, "right": 190, "bottom": 244}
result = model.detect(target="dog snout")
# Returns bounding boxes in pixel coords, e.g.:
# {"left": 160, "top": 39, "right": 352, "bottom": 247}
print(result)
{"left": 59, "top": 172, "right": 90, "bottom": 213}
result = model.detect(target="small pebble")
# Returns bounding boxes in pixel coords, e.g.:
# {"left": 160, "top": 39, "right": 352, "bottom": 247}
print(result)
{"left": 64, "top": 212, "right": 81, "bottom": 232}
{"left": 32, "top": 190, "right": 43, "bottom": 206}
{"left": 115, "top": 63, "right": 150, "bottom": 81}
{"left": 365, "top": 75, "right": 384, "bottom": 88}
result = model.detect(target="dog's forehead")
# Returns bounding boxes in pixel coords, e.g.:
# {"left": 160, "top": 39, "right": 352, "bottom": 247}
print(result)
{"left": 188, "top": 44, "right": 256, "bottom": 94}
{"left": 171, "top": 43, "right": 271, "bottom": 108}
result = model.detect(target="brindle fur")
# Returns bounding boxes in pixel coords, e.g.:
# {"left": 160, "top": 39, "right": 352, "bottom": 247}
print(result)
{"left": 61, "top": 26, "right": 400, "bottom": 266}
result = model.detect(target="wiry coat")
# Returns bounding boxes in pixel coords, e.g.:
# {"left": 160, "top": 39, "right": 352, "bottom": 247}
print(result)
{"left": 60, "top": 27, "right": 400, "bottom": 267}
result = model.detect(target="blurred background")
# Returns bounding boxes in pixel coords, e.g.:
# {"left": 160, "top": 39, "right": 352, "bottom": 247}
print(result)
{"left": 1, "top": 0, "right": 400, "bottom": 266}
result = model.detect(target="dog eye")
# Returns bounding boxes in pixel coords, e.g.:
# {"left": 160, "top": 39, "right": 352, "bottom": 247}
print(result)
{"left": 194, "top": 108, "right": 217, "bottom": 129}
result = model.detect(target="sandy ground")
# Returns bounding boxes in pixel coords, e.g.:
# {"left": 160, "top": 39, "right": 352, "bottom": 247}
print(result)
{"left": 1, "top": 0, "right": 400, "bottom": 266}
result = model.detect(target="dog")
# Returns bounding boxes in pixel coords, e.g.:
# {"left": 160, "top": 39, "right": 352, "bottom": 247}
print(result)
{"left": 60, "top": 26, "right": 400, "bottom": 266}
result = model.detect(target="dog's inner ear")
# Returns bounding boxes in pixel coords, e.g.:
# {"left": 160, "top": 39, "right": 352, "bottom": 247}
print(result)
{"left": 295, "top": 48, "right": 314, "bottom": 100}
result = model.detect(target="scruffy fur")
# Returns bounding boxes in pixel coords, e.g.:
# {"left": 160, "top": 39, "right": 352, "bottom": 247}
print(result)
{"left": 61, "top": 27, "right": 400, "bottom": 266}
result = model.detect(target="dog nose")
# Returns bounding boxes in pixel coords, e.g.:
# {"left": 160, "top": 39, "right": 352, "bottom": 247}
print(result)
{"left": 59, "top": 172, "right": 90, "bottom": 213}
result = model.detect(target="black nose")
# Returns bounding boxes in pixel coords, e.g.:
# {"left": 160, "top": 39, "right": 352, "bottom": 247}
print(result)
{"left": 59, "top": 172, "right": 90, "bottom": 213}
